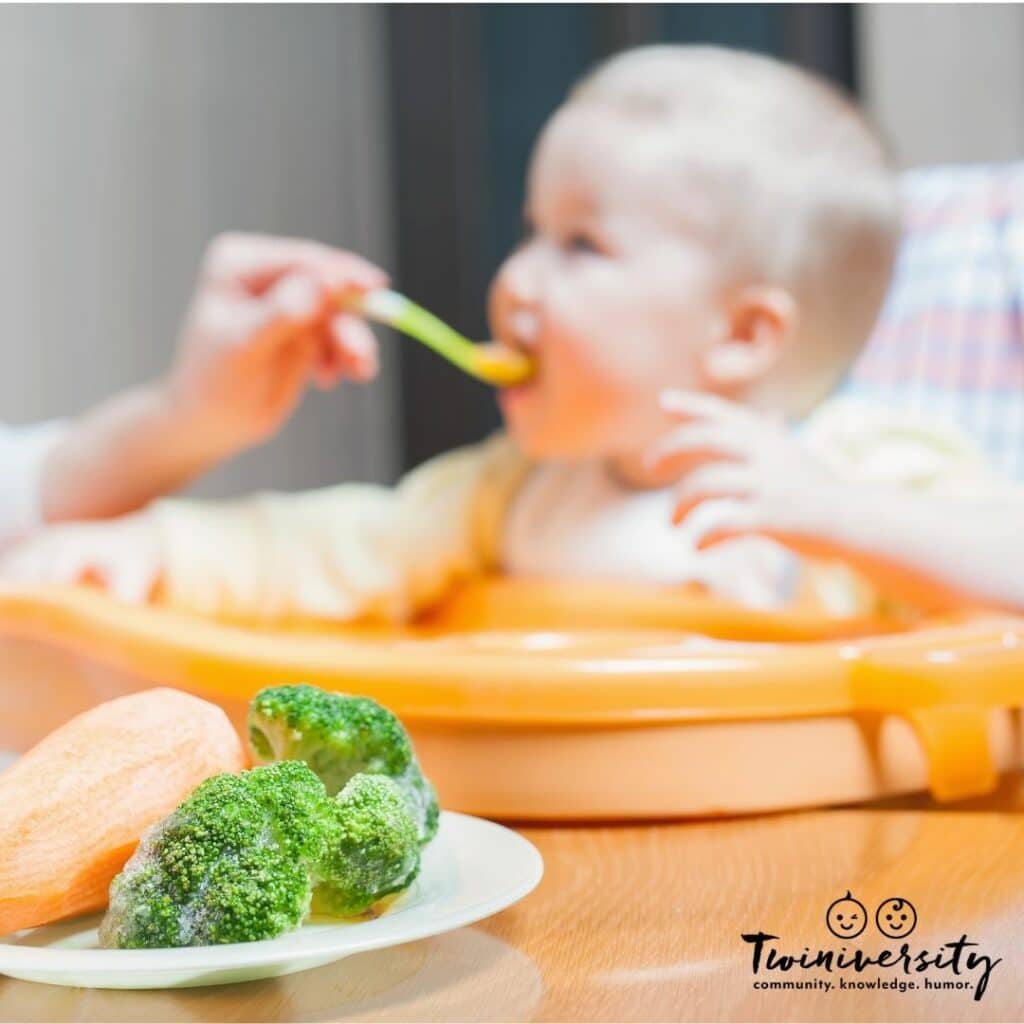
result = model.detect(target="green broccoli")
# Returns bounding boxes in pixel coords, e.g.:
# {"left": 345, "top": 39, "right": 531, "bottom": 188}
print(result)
{"left": 314, "top": 774, "right": 420, "bottom": 917}
{"left": 248, "top": 684, "right": 439, "bottom": 845}
{"left": 100, "top": 761, "right": 421, "bottom": 949}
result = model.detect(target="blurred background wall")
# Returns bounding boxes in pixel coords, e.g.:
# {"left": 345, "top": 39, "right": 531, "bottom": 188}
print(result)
{"left": 859, "top": 4, "right": 1024, "bottom": 167}
{"left": 0, "top": 5, "right": 398, "bottom": 496}
{"left": 0, "top": 4, "right": 1019, "bottom": 493}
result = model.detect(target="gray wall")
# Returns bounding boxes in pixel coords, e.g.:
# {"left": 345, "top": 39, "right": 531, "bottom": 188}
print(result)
{"left": 0, "top": 5, "right": 399, "bottom": 496}
{"left": 858, "top": 4, "right": 1024, "bottom": 168}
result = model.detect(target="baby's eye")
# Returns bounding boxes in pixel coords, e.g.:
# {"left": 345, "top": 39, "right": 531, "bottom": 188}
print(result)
{"left": 563, "top": 231, "right": 602, "bottom": 256}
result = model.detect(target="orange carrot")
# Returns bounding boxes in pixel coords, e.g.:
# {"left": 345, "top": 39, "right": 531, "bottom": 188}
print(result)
{"left": 0, "top": 688, "right": 246, "bottom": 936}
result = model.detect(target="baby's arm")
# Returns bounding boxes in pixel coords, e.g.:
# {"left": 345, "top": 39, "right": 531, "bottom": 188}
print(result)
{"left": 0, "top": 437, "right": 518, "bottom": 621}
{"left": 38, "top": 234, "right": 385, "bottom": 527}
{"left": 757, "top": 485, "right": 1023, "bottom": 612}
{"left": 651, "top": 391, "right": 1024, "bottom": 613}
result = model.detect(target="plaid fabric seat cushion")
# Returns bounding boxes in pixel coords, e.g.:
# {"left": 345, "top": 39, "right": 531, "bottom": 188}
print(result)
{"left": 840, "top": 163, "right": 1024, "bottom": 480}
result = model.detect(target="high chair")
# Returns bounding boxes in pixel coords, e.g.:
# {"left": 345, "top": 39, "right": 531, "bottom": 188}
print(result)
{"left": 1, "top": 576, "right": 1021, "bottom": 819}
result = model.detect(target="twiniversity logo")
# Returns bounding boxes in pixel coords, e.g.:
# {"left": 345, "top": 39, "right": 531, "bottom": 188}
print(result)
{"left": 743, "top": 893, "right": 1001, "bottom": 1002}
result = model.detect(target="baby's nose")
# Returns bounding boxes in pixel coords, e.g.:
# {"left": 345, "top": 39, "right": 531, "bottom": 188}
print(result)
{"left": 503, "top": 247, "right": 544, "bottom": 307}
{"left": 491, "top": 242, "right": 548, "bottom": 347}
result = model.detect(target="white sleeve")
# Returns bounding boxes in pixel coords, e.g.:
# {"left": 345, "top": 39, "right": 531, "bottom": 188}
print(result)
{"left": 0, "top": 420, "right": 67, "bottom": 547}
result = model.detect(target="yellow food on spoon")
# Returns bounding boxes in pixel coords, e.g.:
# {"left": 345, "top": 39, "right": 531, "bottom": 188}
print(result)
{"left": 469, "top": 342, "right": 535, "bottom": 387}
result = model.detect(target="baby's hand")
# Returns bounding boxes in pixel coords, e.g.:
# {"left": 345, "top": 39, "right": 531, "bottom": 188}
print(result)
{"left": 165, "top": 233, "right": 388, "bottom": 459}
{"left": 0, "top": 513, "right": 161, "bottom": 604}
{"left": 647, "top": 390, "right": 842, "bottom": 557}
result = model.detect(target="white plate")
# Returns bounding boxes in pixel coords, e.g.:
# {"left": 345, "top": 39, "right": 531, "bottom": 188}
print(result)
{"left": 0, "top": 812, "right": 542, "bottom": 990}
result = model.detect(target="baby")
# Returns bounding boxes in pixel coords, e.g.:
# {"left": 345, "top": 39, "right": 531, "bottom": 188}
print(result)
{"left": 4, "top": 46, "right": 1007, "bottom": 617}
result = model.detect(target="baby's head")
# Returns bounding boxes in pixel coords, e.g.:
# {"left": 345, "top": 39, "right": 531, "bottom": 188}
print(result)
{"left": 489, "top": 45, "right": 899, "bottom": 461}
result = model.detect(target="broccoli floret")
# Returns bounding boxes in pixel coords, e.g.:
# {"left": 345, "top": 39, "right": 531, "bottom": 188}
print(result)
{"left": 314, "top": 774, "right": 421, "bottom": 917}
{"left": 100, "top": 761, "right": 421, "bottom": 948}
{"left": 249, "top": 684, "right": 439, "bottom": 845}
{"left": 100, "top": 762, "right": 329, "bottom": 948}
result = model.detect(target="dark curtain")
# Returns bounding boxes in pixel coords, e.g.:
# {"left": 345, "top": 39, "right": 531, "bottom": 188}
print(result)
{"left": 387, "top": 3, "right": 858, "bottom": 470}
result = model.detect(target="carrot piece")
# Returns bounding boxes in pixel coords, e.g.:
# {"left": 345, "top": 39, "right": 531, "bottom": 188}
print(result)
{"left": 0, "top": 688, "right": 247, "bottom": 936}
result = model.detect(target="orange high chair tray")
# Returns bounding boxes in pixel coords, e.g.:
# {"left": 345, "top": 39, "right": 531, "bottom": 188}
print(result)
{"left": 0, "top": 577, "right": 1022, "bottom": 819}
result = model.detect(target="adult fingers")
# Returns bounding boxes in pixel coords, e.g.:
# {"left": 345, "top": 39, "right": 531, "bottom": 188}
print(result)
{"left": 327, "top": 313, "right": 379, "bottom": 381}
{"left": 239, "top": 272, "right": 332, "bottom": 356}
{"left": 202, "top": 233, "right": 387, "bottom": 296}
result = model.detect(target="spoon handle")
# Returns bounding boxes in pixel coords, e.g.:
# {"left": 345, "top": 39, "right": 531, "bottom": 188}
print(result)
{"left": 354, "top": 290, "right": 533, "bottom": 386}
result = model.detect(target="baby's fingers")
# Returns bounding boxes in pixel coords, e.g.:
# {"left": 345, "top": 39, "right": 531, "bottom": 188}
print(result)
{"left": 671, "top": 463, "right": 755, "bottom": 525}
{"left": 659, "top": 389, "right": 758, "bottom": 426}
{"left": 675, "top": 496, "right": 764, "bottom": 551}
{"left": 0, "top": 534, "right": 73, "bottom": 585}
{"left": 0, "top": 519, "right": 159, "bottom": 605}
{"left": 103, "top": 558, "right": 158, "bottom": 605}
{"left": 0, "top": 533, "right": 102, "bottom": 591}
{"left": 645, "top": 422, "right": 753, "bottom": 475}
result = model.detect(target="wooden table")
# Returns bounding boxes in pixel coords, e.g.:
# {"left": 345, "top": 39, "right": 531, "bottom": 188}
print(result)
{"left": 3, "top": 782, "right": 1023, "bottom": 1023}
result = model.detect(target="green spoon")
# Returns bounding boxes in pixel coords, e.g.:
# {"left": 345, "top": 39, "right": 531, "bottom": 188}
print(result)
{"left": 353, "top": 289, "right": 534, "bottom": 387}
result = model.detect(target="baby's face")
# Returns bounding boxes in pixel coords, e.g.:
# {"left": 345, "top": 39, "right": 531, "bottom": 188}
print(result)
{"left": 489, "top": 104, "right": 727, "bottom": 460}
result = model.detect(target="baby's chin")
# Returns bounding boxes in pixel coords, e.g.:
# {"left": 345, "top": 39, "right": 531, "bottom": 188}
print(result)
{"left": 500, "top": 407, "right": 624, "bottom": 462}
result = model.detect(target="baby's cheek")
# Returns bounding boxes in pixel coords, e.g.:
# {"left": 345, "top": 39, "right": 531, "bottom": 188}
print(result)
{"left": 570, "top": 317, "right": 669, "bottom": 407}
{"left": 548, "top": 343, "right": 646, "bottom": 447}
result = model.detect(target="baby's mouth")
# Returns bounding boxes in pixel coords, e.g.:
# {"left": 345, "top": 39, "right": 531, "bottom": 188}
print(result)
{"left": 493, "top": 311, "right": 541, "bottom": 389}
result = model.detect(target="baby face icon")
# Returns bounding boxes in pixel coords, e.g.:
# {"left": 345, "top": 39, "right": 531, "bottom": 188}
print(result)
{"left": 825, "top": 891, "right": 867, "bottom": 939}
{"left": 876, "top": 897, "right": 917, "bottom": 939}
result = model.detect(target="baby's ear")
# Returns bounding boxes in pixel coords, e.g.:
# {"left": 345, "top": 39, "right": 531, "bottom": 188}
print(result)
{"left": 699, "top": 286, "right": 797, "bottom": 390}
